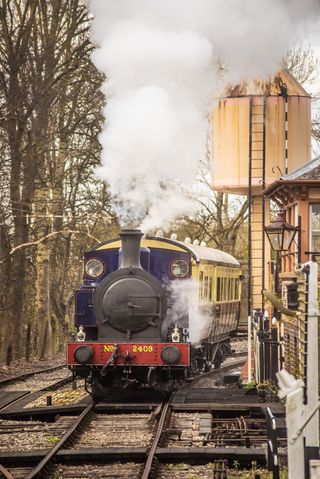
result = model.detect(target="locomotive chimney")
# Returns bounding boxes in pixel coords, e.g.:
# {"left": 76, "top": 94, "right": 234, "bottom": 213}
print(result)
{"left": 119, "top": 229, "right": 143, "bottom": 269}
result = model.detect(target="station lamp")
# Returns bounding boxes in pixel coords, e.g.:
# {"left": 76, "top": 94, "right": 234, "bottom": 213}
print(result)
{"left": 265, "top": 210, "right": 298, "bottom": 252}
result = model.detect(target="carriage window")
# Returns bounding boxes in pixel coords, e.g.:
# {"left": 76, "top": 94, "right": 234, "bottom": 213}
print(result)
{"left": 209, "top": 277, "right": 213, "bottom": 301}
{"left": 231, "top": 278, "right": 235, "bottom": 300}
{"left": 217, "top": 277, "right": 221, "bottom": 301}
{"left": 204, "top": 276, "right": 209, "bottom": 300}
{"left": 199, "top": 271, "right": 204, "bottom": 301}
{"left": 235, "top": 278, "right": 239, "bottom": 299}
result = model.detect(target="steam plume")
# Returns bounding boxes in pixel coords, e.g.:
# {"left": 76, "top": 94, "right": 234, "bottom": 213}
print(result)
{"left": 89, "top": 0, "right": 318, "bottom": 230}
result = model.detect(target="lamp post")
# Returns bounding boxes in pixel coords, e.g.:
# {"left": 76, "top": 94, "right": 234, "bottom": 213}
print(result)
{"left": 265, "top": 210, "right": 298, "bottom": 295}
{"left": 263, "top": 211, "right": 299, "bottom": 382}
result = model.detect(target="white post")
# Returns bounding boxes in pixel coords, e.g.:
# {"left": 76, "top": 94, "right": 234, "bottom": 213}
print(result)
{"left": 248, "top": 315, "right": 252, "bottom": 383}
{"left": 305, "top": 261, "right": 319, "bottom": 450}
{"left": 277, "top": 369, "right": 305, "bottom": 479}
{"left": 253, "top": 312, "right": 260, "bottom": 383}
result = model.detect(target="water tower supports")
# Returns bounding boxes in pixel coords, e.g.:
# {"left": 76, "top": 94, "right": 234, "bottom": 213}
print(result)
{"left": 250, "top": 196, "right": 270, "bottom": 311}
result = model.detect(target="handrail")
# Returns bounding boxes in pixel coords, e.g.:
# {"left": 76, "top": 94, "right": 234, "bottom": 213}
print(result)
{"left": 262, "top": 289, "right": 296, "bottom": 317}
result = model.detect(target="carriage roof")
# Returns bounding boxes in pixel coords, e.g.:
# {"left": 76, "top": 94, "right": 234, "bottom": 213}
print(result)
{"left": 93, "top": 234, "right": 240, "bottom": 268}
{"left": 175, "top": 240, "right": 240, "bottom": 267}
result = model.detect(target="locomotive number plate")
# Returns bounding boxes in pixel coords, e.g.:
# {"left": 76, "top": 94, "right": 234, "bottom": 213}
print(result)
{"left": 132, "top": 345, "right": 153, "bottom": 353}
{"left": 102, "top": 344, "right": 154, "bottom": 353}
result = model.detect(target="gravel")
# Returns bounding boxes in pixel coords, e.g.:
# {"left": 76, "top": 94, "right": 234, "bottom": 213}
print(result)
{"left": 24, "top": 380, "right": 88, "bottom": 408}
{"left": 74, "top": 413, "right": 155, "bottom": 449}
{"left": 0, "top": 353, "right": 65, "bottom": 380}
{"left": 0, "top": 367, "right": 71, "bottom": 392}
{"left": 0, "top": 416, "right": 74, "bottom": 452}
{"left": 54, "top": 462, "right": 143, "bottom": 478}
{"left": 159, "top": 463, "right": 225, "bottom": 478}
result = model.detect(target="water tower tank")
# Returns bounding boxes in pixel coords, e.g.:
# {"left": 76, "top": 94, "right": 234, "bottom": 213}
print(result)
{"left": 211, "top": 70, "right": 311, "bottom": 195}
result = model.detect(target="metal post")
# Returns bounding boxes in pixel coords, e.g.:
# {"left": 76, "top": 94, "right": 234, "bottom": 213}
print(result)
{"left": 303, "top": 265, "right": 310, "bottom": 404}
{"left": 277, "top": 369, "right": 305, "bottom": 479}
{"left": 275, "top": 251, "right": 282, "bottom": 295}
{"left": 305, "top": 261, "right": 319, "bottom": 467}
{"left": 264, "top": 311, "right": 270, "bottom": 381}
{"left": 248, "top": 96, "right": 253, "bottom": 321}
{"left": 279, "top": 322, "right": 284, "bottom": 370}
{"left": 266, "top": 406, "right": 280, "bottom": 479}
{"left": 271, "top": 318, "right": 279, "bottom": 385}
{"left": 253, "top": 312, "right": 260, "bottom": 383}
{"left": 248, "top": 315, "right": 252, "bottom": 383}
{"left": 258, "top": 310, "right": 265, "bottom": 382}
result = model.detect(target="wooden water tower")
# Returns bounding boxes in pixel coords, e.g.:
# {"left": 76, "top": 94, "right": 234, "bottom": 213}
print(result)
{"left": 211, "top": 70, "right": 311, "bottom": 314}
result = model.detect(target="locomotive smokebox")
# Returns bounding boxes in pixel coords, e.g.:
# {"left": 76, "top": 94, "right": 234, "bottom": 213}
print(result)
{"left": 93, "top": 228, "right": 167, "bottom": 338}
{"left": 119, "top": 229, "right": 143, "bottom": 269}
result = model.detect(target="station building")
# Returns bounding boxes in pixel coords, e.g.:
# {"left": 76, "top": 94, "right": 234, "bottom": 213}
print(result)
{"left": 264, "top": 158, "right": 320, "bottom": 381}
{"left": 211, "top": 69, "right": 319, "bottom": 383}
{"left": 265, "top": 157, "right": 320, "bottom": 276}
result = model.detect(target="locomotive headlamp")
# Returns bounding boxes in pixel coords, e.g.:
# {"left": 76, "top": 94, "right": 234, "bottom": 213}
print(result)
{"left": 170, "top": 259, "right": 189, "bottom": 278}
{"left": 161, "top": 345, "right": 181, "bottom": 365}
{"left": 171, "top": 325, "right": 180, "bottom": 342}
{"left": 76, "top": 325, "right": 86, "bottom": 342}
{"left": 85, "top": 258, "right": 104, "bottom": 278}
{"left": 74, "top": 345, "right": 93, "bottom": 365}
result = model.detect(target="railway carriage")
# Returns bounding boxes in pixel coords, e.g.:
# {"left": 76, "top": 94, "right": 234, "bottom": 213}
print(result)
{"left": 67, "top": 229, "right": 241, "bottom": 399}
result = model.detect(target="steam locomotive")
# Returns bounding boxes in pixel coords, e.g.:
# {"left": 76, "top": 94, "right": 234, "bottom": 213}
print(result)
{"left": 67, "top": 229, "right": 241, "bottom": 399}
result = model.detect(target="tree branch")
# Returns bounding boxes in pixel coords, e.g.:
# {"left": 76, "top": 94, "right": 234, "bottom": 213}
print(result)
{"left": 10, "top": 227, "right": 101, "bottom": 254}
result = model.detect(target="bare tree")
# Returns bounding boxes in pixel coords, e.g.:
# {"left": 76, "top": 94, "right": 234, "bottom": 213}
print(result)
{"left": 0, "top": 0, "right": 115, "bottom": 363}
{"left": 167, "top": 163, "right": 248, "bottom": 256}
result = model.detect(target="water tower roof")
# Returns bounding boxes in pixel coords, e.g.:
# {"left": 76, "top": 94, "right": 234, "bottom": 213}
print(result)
{"left": 224, "top": 69, "right": 310, "bottom": 98}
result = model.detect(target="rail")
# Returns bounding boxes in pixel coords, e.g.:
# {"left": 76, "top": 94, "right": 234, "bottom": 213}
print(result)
{"left": 25, "top": 402, "right": 94, "bottom": 479}
{"left": 142, "top": 400, "right": 171, "bottom": 479}
{"left": 0, "top": 465, "right": 15, "bottom": 479}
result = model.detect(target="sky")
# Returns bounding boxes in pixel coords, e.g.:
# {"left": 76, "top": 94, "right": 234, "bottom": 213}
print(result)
{"left": 88, "top": 0, "right": 320, "bottom": 230}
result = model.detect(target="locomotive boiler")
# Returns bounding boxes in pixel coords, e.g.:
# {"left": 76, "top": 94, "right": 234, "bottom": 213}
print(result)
{"left": 67, "top": 229, "right": 241, "bottom": 400}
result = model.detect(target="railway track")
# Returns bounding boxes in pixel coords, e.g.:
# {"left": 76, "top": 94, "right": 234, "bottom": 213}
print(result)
{"left": 0, "top": 366, "right": 72, "bottom": 414}
{"left": 0, "top": 364, "right": 66, "bottom": 388}
{"left": 0, "top": 393, "right": 286, "bottom": 478}
{"left": 0, "top": 339, "right": 280, "bottom": 478}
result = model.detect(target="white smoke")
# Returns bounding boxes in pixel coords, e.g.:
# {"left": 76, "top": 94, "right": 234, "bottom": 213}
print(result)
{"left": 166, "top": 279, "right": 206, "bottom": 344}
{"left": 89, "top": 0, "right": 318, "bottom": 229}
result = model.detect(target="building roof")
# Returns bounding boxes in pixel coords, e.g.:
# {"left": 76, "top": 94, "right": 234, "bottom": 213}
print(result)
{"left": 264, "top": 156, "right": 320, "bottom": 197}
{"left": 223, "top": 69, "right": 310, "bottom": 98}
{"left": 281, "top": 156, "right": 320, "bottom": 180}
